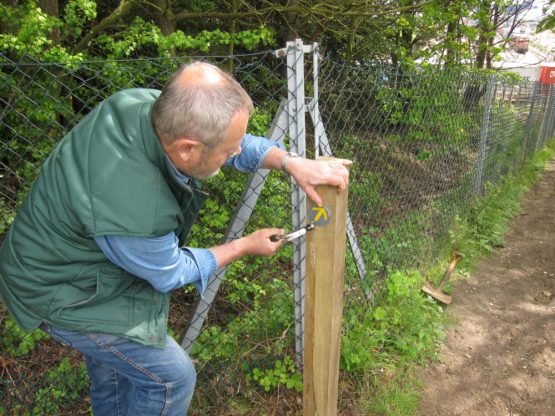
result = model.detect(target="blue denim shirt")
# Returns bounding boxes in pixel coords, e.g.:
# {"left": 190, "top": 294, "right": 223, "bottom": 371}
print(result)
{"left": 95, "top": 134, "right": 284, "bottom": 295}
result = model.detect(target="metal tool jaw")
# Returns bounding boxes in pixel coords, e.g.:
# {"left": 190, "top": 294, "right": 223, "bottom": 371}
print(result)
{"left": 270, "top": 223, "right": 315, "bottom": 243}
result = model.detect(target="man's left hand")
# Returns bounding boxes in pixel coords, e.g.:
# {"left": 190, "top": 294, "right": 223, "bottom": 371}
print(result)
{"left": 286, "top": 157, "right": 352, "bottom": 206}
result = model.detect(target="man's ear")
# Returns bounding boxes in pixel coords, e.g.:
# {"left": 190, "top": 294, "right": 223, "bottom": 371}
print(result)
{"left": 175, "top": 138, "right": 203, "bottom": 161}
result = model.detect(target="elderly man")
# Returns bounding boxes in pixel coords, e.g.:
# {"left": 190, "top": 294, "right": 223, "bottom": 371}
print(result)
{"left": 0, "top": 61, "right": 350, "bottom": 415}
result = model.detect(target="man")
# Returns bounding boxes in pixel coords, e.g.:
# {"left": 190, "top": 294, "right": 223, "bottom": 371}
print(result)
{"left": 0, "top": 61, "right": 350, "bottom": 415}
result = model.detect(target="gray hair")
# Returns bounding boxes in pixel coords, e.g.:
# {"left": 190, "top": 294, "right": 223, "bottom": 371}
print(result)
{"left": 152, "top": 61, "right": 253, "bottom": 147}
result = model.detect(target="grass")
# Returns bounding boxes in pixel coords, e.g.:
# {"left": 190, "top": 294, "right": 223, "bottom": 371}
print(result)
{"left": 339, "top": 140, "right": 555, "bottom": 416}
{"left": 362, "top": 368, "right": 422, "bottom": 416}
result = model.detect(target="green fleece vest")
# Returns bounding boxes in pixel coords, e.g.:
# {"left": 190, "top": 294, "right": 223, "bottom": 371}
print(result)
{"left": 0, "top": 89, "right": 207, "bottom": 347}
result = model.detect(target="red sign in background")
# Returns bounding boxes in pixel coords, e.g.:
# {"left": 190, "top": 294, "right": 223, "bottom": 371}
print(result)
{"left": 538, "top": 65, "right": 555, "bottom": 84}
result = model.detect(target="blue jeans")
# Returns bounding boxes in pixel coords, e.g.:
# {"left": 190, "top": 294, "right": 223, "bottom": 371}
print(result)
{"left": 40, "top": 324, "right": 196, "bottom": 416}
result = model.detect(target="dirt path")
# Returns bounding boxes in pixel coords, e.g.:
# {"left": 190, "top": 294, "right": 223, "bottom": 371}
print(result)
{"left": 419, "top": 158, "right": 555, "bottom": 416}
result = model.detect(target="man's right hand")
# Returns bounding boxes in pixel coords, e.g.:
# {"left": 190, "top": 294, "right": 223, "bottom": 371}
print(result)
{"left": 209, "top": 228, "right": 285, "bottom": 269}
{"left": 242, "top": 228, "right": 286, "bottom": 256}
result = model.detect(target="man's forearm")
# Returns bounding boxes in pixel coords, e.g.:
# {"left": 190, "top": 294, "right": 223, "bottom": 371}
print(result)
{"left": 208, "top": 238, "right": 248, "bottom": 270}
{"left": 261, "top": 147, "right": 291, "bottom": 171}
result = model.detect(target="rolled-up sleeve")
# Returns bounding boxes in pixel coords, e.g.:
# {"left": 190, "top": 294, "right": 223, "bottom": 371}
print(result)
{"left": 225, "top": 133, "right": 285, "bottom": 172}
{"left": 94, "top": 233, "right": 217, "bottom": 295}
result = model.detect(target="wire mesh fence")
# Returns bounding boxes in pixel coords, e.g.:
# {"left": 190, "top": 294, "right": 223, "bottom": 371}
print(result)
{"left": 329, "top": 61, "right": 551, "bottom": 270}
{"left": 1, "top": 41, "right": 554, "bottom": 414}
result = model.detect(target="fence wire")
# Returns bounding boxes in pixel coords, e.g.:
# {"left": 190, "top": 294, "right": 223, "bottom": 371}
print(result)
{"left": 0, "top": 46, "right": 554, "bottom": 414}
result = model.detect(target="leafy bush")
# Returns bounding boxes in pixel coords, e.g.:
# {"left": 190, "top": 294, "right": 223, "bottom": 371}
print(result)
{"left": 374, "top": 67, "right": 477, "bottom": 145}
{"left": 248, "top": 356, "right": 303, "bottom": 392}
{"left": 32, "top": 358, "right": 90, "bottom": 415}
{"left": 1, "top": 318, "right": 48, "bottom": 358}
{"left": 341, "top": 269, "right": 446, "bottom": 373}
{"left": 0, "top": 200, "right": 16, "bottom": 236}
{"left": 191, "top": 277, "right": 294, "bottom": 364}
{"left": 374, "top": 270, "right": 446, "bottom": 359}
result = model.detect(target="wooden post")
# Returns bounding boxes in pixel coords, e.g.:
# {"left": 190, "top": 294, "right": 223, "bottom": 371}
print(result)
{"left": 303, "top": 160, "right": 349, "bottom": 416}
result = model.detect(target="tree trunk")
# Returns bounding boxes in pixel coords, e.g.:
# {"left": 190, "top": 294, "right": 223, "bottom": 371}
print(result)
{"left": 151, "top": 0, "right": 175, "bottom": 36}
{"left": 344, "top": 17, "right": 361, "bottom": 63}
{"left": 149, "top": 0, "right": 176, "bottom": 55}
{"left": 284, "top": 0, "right": 299, "bottom": 42}
{"left": 227, "top": 0, "right": 238, "bottom": 72}
{"left": 475, "top": 33, "right": 487, "bottom": 69}
{"left": 444, "top": 20, "right": 457, "bottom": 66}
{"left": 486, "top": 3, "right": 500, "bottom": 69}
{"left": 38, "top": 0, "right": 60, "bottom": 44}
{"left": 475, "top": 0, "right": 492, "bottom": 69}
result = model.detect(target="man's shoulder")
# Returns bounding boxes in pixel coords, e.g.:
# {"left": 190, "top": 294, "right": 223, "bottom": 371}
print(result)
{"left": 104, "top": 88, "right": 162, "bottom": 107}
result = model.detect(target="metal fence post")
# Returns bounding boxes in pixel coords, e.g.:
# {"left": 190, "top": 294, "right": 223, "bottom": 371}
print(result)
{"left": 550, "top": 85, "right": 555, "bottom": 139}
{"left": 181, "top": 101, "right": 289, "bottom": 352}
{"left": 522, "top": 82, "right": 540, "bottom": 160}
{"left": 285, "top": 38, "right": 309, "bottom": 367}
{"left": 474, "top": 74, "right": 495, "bottom": 195}
{"left": 539, "top": 84, "right": 555, "bottom": 147}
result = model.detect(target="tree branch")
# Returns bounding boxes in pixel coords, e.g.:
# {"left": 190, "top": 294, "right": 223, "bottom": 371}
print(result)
{"left": 73, "top": 0, "right": 140, "bottom": 54}
{"left": 173, "top": 2, "right": 433, "bottom": 22}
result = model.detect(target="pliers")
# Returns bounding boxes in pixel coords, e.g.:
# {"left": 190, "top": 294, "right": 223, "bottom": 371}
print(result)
{"left": 269, "top": 223, "right": 315, "bottom": 243}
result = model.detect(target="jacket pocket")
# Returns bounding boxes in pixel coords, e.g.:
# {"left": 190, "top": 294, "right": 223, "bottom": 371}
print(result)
{"left": 56, "top": 265, "right": 135, "bottom": 325}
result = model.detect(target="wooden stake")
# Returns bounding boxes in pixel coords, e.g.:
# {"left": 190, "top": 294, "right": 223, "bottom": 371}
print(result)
{"left": 303, "top": 160, "right": 349, "bottom": 416}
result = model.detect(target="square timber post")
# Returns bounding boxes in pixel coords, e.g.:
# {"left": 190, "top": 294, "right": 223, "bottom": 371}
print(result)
{"left": 303, "top": 157, "right": 349, "bottom": 416}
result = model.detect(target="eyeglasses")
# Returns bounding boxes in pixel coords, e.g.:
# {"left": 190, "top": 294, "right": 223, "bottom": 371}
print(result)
{"left": 225, "top": 143, "right": 241, "bottom": 158}
{"left": 198, "top": 141, "right": 240, "bottom": 158}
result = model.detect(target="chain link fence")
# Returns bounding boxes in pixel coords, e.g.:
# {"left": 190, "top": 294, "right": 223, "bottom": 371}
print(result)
{"left": 1, "top": 41, "right": 554, "bottom": 414}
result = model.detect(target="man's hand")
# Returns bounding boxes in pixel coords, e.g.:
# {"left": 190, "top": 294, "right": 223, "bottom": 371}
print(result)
{"left": 285, "top": 157, "right": 351, "bottom": 206}
{"left": 209, "top": 228, "right": 285, "bottom": 269}
{"left": 241, "top": 228, "right": 286, "bottom": 256}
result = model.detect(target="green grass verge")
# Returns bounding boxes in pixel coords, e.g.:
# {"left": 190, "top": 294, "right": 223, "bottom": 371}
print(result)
{"left": 345, "top": 140, "right": 555, "bottom": 415}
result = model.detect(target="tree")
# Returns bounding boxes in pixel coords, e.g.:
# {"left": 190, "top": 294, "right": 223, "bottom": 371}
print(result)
{"left": 0, "top": 0, "right": 276, "bottom": 60}
{"left": 1, "top": 0, "right": 541, "bottom": 72}
{"left": 472, "top": 0, "right": 532, "bottom": 69}
{"left": 537, "top": 0, "right": 555, "bottom": 32}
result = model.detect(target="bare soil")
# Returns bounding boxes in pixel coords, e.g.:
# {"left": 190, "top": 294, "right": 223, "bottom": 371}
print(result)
{"left": 418, "top": 159, "right": 555, "bottom": 416}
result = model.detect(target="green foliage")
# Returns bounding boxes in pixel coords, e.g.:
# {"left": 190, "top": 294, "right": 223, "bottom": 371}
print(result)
{"left": 375, "top": 67, "right": 477, "bottom": 144}
{"left": 1, "top": 318, "right": 48, "bottom": 358}
{"left": 450, "top": 141, "right": 555, "bottom": 266}
{"left": 248, "top": 356, "right": 303, "bottom": 392}
{"left": 0, "top": 199, "right": 16, "bottom": 235}
{"left": 360, "top": 212, "right": 435, "bottom": 275}
{"left": 192, "top": 277, "right": 293, "bottom": 353}
{"left": 95, "top": 17, "right": 274, "bottom": 58}
{"left": 0, "top": 74, "right": 68, "bottom": 186}
{"left": 0, "top": 1, "right": 275, "bottom": 60}
{"left": 190, "top": 277, "right": 294, "bottom": 381}
{"left": 64, "top": 0, "right": 97, "bottom": 40}
{"left": 32, "top": 358, "right": 90, "bottom": 415}
{"left": 351, "top": 169, "right": 382, "bottom": 210}
{"left": 342, "top": 140, "right": 555, "bottom": 414}
{"left": 361, "top": 369, "right": 421, "bottom": 416}
{"left": 341, "top": 270, "right": 446, "bottom": 373}
{"left": 247, "top": 107, "right": 274, "bottom": 137}
{"left": 0, "top": 2, "right": 84, "bottom": 62}
{"left": 537, "top": 0, "right": 555, "bottom": 32}
{"left": 188, "top": 198, "right": 230, "bottom": 247}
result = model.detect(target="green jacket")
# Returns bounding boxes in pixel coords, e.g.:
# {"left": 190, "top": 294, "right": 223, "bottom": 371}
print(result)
{"left": 0, "top": 89, "right": 207, "bottom": 347}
